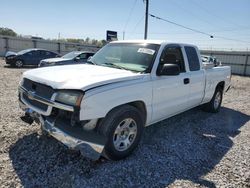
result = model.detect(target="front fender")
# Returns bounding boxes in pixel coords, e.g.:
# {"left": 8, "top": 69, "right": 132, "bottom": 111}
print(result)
{"left": 79, "top": 78, "right": 152, "bottom": 124}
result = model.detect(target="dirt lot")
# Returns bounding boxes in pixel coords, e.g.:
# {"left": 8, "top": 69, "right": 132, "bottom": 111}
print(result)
{"left": 0, "top": 59, "right": 249, "bottom": 188}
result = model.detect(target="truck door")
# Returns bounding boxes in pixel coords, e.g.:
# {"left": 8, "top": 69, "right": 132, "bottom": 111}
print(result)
{"left": 184, "top": 46, "right": 205, "bottom": 107}
{"left": 152, "top": 45, "right": 190, "bottom": 122}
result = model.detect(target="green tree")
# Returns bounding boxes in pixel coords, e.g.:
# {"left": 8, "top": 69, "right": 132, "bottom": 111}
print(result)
{"left": 96, "top": 39, "right": 107, "bottom": 47}
{"left": 85, "top": 37, "right": 90, "bottom": 44}
{"left": 0, "top": 27, "right": 17, "bottom": 37}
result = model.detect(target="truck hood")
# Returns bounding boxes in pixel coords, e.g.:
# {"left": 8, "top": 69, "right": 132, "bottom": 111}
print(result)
{"left": 23, "top": 64, "right": 144, "bottom": 90}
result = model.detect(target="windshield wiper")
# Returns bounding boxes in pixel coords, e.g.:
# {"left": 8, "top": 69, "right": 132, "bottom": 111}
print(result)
{"left": 102, "top": 62, "right": 129, "bottom": 71}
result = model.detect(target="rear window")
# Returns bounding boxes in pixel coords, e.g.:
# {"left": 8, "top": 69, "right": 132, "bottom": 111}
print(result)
{"left": 185, "top": 46, "right": 200, "bottom": 71}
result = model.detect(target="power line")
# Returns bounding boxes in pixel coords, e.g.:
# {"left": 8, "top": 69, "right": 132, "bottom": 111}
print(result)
{"left": 149, "top": 13, "right": 214, "bottom": 38}
{"left": 123, "top": 0, "right": 138, "bottom": 31}
{"left": 189, "top": 0, "right": 250, "bottom": 29}
{"left": 149, "top": 13, "right": 250, "bottom": 44}
{"left": 215, "top": 35, "right": 250, "bottom": 44}
{"left": 168, "top": 0, "right": 220, "bottom": 29}
{"left": 130, "top": 15, "right": 144, "bottom": 34}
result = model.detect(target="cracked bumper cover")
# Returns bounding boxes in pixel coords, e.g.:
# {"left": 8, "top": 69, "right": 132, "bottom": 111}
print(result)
{"left": 18, "top": 88, "right": 106, "bottom": 160}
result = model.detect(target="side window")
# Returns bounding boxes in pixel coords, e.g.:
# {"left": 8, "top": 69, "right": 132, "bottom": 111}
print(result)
{"left": 184, "top": 46, "right": 200, "bottom": 71}
{"left": 158, "top": 47, "right": 185, "bottom": 72}
{"left": 39, "top": 50, "right": 46, "bottom": 56}
{"left": 79, "top": 53, "right": 87, "bottom": 59}
{"left": 45, "top": 51, "right": 51, "bottom": 56}
{"left": 87, "top": 53, "right": 94, "bottom": 58}
{"left": 27, "top": 52, "right": 33, "bottom": 56}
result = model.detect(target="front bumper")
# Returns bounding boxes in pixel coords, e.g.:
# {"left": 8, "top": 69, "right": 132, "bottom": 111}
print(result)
{"left": 19, "top": 89, "right": 106, "bottom": 160}
{"left": 42, "top": 117, "right": 105, "bottom": 160}
{"left": 5, "top": 59, "right": 14, "bottom": 64}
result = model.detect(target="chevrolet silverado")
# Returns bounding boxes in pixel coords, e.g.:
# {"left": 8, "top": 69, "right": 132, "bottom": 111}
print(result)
{"left": 18, "top": 40, "right": 231, "bottom": 160}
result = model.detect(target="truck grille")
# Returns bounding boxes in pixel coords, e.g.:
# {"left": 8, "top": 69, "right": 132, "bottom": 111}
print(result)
{"left": 22, "top": 78, "right": 55, "bottom": 111}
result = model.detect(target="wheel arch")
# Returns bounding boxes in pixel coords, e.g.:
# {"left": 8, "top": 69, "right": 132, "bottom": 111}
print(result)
{"left": 127, "top": 101, "right": 147, "bottom": 125}
{"left": 99, "top": 100, "right": 148, "bottom": 126}
{"left": 216, "top": 81, "right": 225, "bottom": 92}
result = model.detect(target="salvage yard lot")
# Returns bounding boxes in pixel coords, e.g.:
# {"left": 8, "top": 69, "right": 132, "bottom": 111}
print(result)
{"left": 0, "top": 59, "right": 249, "bottom": 188}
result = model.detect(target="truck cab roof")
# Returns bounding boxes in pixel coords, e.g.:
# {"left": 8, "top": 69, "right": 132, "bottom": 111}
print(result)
{"left": 111, "top": 40, "right": 198, "bottom": 48}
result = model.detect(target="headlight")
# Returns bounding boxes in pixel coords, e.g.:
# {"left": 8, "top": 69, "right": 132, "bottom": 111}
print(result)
{"left": 55, "top": 90, "right": 84, "bottom": 106}
{"left": 7, "top": 56, "right": 15, "bottom": 59}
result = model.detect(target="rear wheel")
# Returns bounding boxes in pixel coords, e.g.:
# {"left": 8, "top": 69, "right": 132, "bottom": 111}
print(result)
{"left": 15, "top": 60, "right": 23, "bottom": 68}
{"left": 97, "top": 105, "right": 144, "bottom": 160}
{"left": 203, "top": 87, "right": 223, "bottom": 113}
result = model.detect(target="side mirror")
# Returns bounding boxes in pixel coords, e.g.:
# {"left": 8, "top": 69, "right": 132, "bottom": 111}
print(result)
{"left": 87, "top": 56, "right": 93, "bottom": 61}
{"left": 157, "top": 64, "right": 180, "bottom": 76}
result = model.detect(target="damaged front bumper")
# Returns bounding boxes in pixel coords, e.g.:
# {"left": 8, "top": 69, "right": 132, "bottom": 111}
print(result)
{"left": 42, "top": 117, "right": 106, "bottom": 160}
{"left": 18, "top": 90, "right": 106, "bottom": 160}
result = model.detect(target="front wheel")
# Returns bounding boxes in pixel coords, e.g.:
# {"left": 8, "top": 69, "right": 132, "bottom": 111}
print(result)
{"left": 203, "top": 87, "right": 223, "bottom": 113}
{"left": 97, "top": 105, "right": 144, "bottom": 160}
{"left": 15, "top": 60, "right": 24, "bottom": 68}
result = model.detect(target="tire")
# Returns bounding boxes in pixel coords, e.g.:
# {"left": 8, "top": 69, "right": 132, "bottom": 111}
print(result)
{"left": 203, "top": 87, "right": 223, "bottom": 113}
{"left": 15, "top": 60, "right": 24, "bottom": 68}
{"left": 97, "top": 105, "right": 144, "bottom": 160}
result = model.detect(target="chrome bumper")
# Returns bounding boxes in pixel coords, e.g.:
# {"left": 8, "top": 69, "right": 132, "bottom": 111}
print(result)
{"left": 19, "top": 99, "right": 106, "bottom": 160}
{"left": 42, "top": 117, "right": 105, "bottom": 160}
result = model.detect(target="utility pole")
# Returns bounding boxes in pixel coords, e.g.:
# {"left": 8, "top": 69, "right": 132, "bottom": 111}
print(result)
{"left": 144, "top": 0, "right": 149, "bottom": 40}
{"left": 123, "top": 31, "right": 125, "bottom": 40}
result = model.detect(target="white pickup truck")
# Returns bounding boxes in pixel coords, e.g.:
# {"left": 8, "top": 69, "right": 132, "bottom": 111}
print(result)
{"left": 18, "top": 40, "right": 231, "bottom": 160}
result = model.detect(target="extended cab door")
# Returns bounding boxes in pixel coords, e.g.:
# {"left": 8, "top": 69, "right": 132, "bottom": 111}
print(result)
{"left": 151, "top": 45, "right": 190, "bottom": 122}
{"left": 184, "top": 46, "right": 206, "bottom": 107}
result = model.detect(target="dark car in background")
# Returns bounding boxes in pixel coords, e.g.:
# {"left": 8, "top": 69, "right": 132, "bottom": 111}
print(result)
{"left": 5, "top": 49, "right": 58, "bottom": 68}
{"left": 38, "top": 51, "right": 95, "bottom": 67}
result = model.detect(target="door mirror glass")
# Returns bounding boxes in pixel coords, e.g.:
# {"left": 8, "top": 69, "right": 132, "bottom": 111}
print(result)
{"left": 158, "top": 64, "right": 180, "bottom": 76}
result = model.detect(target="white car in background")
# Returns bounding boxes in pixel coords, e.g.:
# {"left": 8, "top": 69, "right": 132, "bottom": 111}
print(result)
{"left": 201, "top": 55, "right": 221, "bottom": 67}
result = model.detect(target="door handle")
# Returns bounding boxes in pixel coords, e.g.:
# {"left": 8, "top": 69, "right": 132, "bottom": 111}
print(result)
{"left": 184, "top": 78, "right": 190, "bottom": 84}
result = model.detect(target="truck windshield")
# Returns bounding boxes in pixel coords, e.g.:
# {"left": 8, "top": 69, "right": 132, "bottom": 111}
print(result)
{"left": 90, "top": 43, "right": 160, "bottom": 72}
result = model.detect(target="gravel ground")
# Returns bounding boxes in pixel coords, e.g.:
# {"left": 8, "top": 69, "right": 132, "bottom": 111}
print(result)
{"left": 0, "top": 59, "right": 249, "bottom": 188}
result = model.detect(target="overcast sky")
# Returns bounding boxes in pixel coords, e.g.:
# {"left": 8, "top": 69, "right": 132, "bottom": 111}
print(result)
{"left": 1, "top": 0, "right": 250, "bottom": 50}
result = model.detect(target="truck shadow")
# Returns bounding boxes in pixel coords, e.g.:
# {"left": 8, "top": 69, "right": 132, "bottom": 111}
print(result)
{"left": 9, "top": 107, "right": 249, "bottom": 187}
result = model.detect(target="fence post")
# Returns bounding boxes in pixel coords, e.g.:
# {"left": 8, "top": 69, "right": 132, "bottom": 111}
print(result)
{"left": 243, "top": 54, "right": 249, "bottom": 76}
{"left": 4, "top": 37, "right": 9, "bottom": 54}
{"left": 58, "top": 42, "right": 61, "bottom": 54}
{"left": 32, "top": 40, "right": 37, "bottom": 48}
